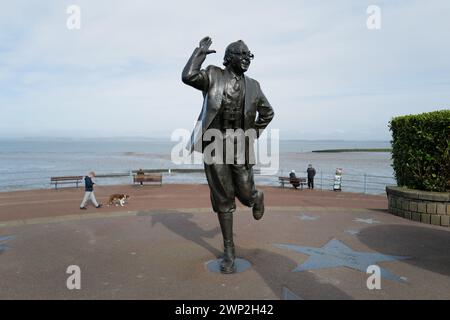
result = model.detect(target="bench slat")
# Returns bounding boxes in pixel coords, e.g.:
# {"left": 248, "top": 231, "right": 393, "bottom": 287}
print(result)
{"left": 50, "top": 176, "right": 83, "bottom": 189}
{"left": 51, "top": 176, "right": 83, "bottom": 181}
{"left": 133, "top": 173, "right": 162, "bottom": 186}
{"left": 278, "top": 176, "right": 307, "bottom": 189}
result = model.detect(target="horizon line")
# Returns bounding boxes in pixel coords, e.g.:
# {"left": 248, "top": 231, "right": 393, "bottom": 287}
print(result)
{"left": 0, "top": 136, "right": 391, "bottom": 142}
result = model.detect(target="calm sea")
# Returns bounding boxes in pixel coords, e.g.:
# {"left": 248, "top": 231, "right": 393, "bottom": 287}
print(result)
{"left": 0, "top": 138, "right": 394, "bottom": 194}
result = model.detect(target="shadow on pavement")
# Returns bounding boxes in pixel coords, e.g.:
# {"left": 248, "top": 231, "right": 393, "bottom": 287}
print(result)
{"left": 149, "top": 211, "right": 353, "bottom": 300}
{"left": 358, "top": 224, "right": 450, "bottom": 277}
{"left": 236, "top": 246, "right": 353, "bottom": 300}
{"left": 367, "top": 208, "right": 389, "bottom": 214}
{"left": 149, "top": 211, "right": 222, "bottom": 258}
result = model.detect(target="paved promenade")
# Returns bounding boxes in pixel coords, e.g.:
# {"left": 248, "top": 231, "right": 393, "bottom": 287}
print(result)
{"left": 0, "top": 184, "right": 449, "bottom": 299}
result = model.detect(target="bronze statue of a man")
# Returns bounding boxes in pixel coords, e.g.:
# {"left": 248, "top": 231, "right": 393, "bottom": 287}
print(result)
{"left": 182, "top": 37, "right": 274, "bottom": 273}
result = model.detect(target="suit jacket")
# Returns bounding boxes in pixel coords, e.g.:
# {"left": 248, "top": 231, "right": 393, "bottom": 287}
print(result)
{"left": 182, "top": 47, "right": 275, "bottom": 154}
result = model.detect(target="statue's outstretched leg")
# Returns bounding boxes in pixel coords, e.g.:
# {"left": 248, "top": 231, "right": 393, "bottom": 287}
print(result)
{"left": 218, "top": 212, "right": 235, "bottom": 274}
{"left": 252, "top": 190, "right": 265, "bottom": 220}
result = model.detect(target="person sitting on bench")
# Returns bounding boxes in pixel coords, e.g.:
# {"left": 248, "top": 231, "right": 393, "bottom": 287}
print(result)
{"left": 289, "top": 170, "right": 300, "bottom": 189}
{"left": 136, "top": 168, "right": 145, "bottom": 186}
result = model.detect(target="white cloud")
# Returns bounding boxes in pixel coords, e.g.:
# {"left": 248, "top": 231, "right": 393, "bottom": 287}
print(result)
{"left": 0, "top": 0, "right": 449, "bottom": 139}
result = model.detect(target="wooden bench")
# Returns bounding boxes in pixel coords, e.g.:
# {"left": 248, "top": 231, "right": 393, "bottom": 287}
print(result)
{"left": 278, "top": 176, "right": 307, "bottom": 189}
{"left": 50, "top": 176, "right": 83, "bottom": 189}
{"left": 133, "top": 173, "right": 163, "bottom": 186}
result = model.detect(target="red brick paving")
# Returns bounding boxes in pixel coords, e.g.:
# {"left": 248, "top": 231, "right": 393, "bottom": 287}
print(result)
{"left": 0, "top": 184, "right": 387, "bottom": 222}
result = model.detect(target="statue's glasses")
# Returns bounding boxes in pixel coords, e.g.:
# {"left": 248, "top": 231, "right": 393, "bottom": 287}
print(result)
{"left": 230, "top": 51, "right": 255, "bottom": 60}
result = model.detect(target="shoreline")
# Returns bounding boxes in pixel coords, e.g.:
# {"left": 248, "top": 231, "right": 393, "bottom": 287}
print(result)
{"left": 312, "top": 148, "right": 392, "bottom": 153}
{"left": 0, "top": 183, "right": 387, "bottom": 224}
{"left": 0, "top": 180, "right": 391, "bottom": 196}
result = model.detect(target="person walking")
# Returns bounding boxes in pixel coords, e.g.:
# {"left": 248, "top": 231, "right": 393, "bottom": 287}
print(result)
{"left": 307, "top": 164, "right": 316, "bottom": 189}
{"left": 80, "top": 171, "right": 102, "bottom": 209}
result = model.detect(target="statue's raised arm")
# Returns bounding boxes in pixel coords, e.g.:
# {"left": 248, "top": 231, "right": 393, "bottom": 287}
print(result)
{"left": 182, "top": 37, "right": 216, "bottom": 91}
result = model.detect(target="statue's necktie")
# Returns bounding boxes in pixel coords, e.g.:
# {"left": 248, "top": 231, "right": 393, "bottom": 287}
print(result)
{"left": 232, "top": 77, "right": 241, "bottom": 91}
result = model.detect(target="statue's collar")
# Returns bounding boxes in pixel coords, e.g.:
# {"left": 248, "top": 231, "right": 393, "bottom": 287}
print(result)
{"left": 226, "top": 67, "right": 244, "bottom": 80}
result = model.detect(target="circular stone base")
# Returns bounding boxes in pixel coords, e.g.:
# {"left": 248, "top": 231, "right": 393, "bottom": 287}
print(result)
{"left": 206, "top": 258, "right": 252, "bottom": 274}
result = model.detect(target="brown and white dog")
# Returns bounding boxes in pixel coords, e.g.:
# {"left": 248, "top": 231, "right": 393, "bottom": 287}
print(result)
{"left": 108, "top": 194, "right": 130, "bottom": 207}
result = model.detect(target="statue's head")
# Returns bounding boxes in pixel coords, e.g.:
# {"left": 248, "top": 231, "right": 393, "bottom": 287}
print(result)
{"left": 223, "top": 40, "right": 254, "bottom": 74}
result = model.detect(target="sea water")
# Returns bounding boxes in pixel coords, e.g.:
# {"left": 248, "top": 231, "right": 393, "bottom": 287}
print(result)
{"left": 0, "top": 138, "right": 394, "bottom": 193}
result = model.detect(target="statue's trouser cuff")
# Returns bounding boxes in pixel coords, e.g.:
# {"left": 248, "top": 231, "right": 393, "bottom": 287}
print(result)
{"left": 204, "top": 162, "right": 258, "bottom": 214}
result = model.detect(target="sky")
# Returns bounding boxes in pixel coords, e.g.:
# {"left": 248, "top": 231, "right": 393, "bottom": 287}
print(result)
{"left": 0, "top": 0, "right": 449, "bottom": 140}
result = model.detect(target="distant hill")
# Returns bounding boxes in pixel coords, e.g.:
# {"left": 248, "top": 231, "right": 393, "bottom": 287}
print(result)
{"left": 312, "top": 148, "right": 392, "bottom": 153}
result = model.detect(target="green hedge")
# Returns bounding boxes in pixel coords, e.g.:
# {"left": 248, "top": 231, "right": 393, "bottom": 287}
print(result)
{"left": 389, "top": 110, "right": 450, "bottom": 192}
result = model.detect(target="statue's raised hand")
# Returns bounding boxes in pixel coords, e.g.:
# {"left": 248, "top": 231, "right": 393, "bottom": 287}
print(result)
{"left": 199, "top": 36, "right": 216, "bottom": 55}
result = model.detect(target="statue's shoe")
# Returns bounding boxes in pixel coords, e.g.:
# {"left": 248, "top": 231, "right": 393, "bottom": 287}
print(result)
{"left": 220, "top": 246, "right": 236, "bottom": 274}
{"left": 220, "top": 259, "right": 235, "bottom": 274}
{"left": 252, "top": 191, "right": 265, "bottom": 220}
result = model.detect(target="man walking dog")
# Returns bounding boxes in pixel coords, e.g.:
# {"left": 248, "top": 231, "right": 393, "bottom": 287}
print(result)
{"left": 80, "top": 171, "right": 102, "bottom": 209}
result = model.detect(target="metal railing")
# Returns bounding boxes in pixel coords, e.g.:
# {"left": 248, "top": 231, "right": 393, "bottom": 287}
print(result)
{"left": 0, "top": 168, "right": 207, "bottom": 192}
{"left": 277, "top": 170, "right": 395, "bottom": 195}
{"left": 0, "top": 168, "right": 395, "bottom": 195}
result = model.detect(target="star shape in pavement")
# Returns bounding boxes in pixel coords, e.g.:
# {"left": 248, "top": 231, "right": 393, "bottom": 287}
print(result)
{"left": 0, "top": 236, "right": 14, "bottom": 253}
{"left": 345, "top": 229, "right": 360, "bottom": 236}
{"left": 275, "top": 239, "right": 409, "bottom": 282}
{"left": 282, "top": 287, "right": 303, "bottom": 300}
{"left": 298, "top": 214, "right": 318, "bottom": 221}
{"left": 354, "top": 218, "right": 380, "bottom": 224}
